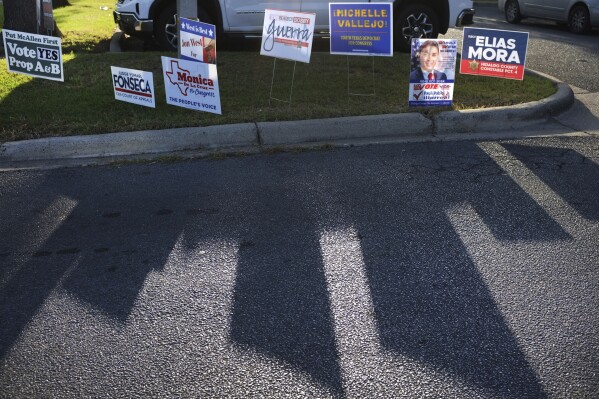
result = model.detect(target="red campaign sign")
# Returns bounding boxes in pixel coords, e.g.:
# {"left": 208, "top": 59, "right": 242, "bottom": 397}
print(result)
{"left": 460, "top": 59, "right": 525, "bottom": 80}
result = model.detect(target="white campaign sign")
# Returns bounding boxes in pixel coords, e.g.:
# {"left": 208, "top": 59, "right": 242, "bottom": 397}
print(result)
{"left": 260, "top": 9, "right": 316, "bottom": 63}
{"left": 161, "top": 56, "right": 222, "bottom": 114}
{"left": 111, "top": 66, "right": 155, "bottom": 108}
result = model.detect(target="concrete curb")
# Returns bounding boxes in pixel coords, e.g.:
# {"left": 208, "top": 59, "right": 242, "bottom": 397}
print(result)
{"left": 0, "top": 71, "right": 575, "bottom": 163}
{"left": 258, "top": 113, "right": 432, "bottom": 145}
{"left": 0, "top": 124, "right": 257, "bottom": 161}
{"left": 434, "top": 82, "right": 574, "bottom": 134}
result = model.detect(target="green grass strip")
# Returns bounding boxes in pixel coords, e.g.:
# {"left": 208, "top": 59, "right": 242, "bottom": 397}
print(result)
{"left": 1, "top": 51, "right": 555, "bottom": 143}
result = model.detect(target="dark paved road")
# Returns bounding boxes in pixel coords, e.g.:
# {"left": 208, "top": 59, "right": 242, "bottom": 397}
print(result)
{"left": 1, "top": 135, "right": 598, "bottom": 398}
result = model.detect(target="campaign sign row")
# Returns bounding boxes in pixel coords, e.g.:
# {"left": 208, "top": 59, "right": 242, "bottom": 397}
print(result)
{"left": 110, "top": 16, "right": 222, "bottom": 114}
{"left": 3, "top": 4, "right": 529, "bottom": 111}
{"left": 111, "top": 57, "right": 221, "bottom": 114}
{"left": 406, "top": 27, "right": 529, "bottom": 106}
{"left": 259, "top": 4, "right": 394, "bottom": 63}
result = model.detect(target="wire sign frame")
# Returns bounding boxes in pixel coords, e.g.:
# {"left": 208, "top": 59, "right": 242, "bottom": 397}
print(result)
{"left": 269, "top": 58, "right": 298, "bottom": 107}
{"left": 261, "top": 2, "right": 315, "bottom": 107}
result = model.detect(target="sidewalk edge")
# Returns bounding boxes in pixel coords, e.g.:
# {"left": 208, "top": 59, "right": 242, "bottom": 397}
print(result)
{"left": 0, "top": 124, "right": 258, "bottom": 162}
{"left": 0, "top": 70, "right": 574, "bottom": 162}
{"left": 434, "top": 72, "right": 574, "bottom": 134}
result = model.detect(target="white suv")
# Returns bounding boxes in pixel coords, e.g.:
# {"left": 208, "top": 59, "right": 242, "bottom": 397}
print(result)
{"left": 114, "top": 0, "right": 474, "bottom": 52}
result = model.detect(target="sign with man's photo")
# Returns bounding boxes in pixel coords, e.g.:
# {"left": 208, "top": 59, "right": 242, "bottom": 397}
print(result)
{"left": 260, "top": 9, "right": 316, "bottom": 63}
{"left": 409, "top": 38, "right": 457, "bottom": 107}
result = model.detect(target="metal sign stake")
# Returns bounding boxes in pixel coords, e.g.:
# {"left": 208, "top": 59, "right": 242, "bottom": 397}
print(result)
{"left": 269, "top": 58, "right": 297, "bottom": 109}
{"left": 267, "top": 0, "right": 304, "bottom": 108}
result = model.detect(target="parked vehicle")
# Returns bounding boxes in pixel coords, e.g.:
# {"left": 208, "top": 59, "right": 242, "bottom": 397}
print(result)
{"left": 499, "top": 0, "right": 599, "bottom": 34}
{"left": 114, "top": 0, "right": 474, "bottom": 52}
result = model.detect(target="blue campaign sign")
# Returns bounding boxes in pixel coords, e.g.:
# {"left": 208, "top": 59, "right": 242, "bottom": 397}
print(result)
{"left": 179, "top": 18, "right": 215, "bottom": 40}
{"left": 329, "top": 3, "right": 393, "bottom": 57}
{"left": 460, "top": 27, "right": 529, "bottom": 80}
{"left": 179, "top": 18, "right": 217, "bottom": 64}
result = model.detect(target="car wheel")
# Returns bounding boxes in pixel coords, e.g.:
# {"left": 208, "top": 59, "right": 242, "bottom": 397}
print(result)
{"left": 505, "top": 0, "right": 522, "bottom": 24}
{"left": 568, "top": 5, "right": 591, "bottom": 34}
{"left": 155, "top": 3, "right": 213, "bottom": 51}
{"left": 395, "top": 4, "right": 439, "bottom": 53}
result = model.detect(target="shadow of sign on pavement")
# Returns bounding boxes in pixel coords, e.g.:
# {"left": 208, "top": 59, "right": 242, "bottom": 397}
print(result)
{"left": 2, "top": 138, "right": 597, "bottom": 396}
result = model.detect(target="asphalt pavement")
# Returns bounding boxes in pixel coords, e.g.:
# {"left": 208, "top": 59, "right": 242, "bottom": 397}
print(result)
{"left": 1, "top": 133, "right": 598, "bottom": 398}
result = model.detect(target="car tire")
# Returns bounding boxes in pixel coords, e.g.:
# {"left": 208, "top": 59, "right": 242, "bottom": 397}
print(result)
{"left": 568, "top": 5, "right": 591, "bottom": 34}
{"left": 505, "top": 0, "right": 522, "bottom": 24}
{"left": 155, "top": 3, "right": 213, "bottom": 51}
{"left": 395, "top": 4, "right": 440, "bottom": 53}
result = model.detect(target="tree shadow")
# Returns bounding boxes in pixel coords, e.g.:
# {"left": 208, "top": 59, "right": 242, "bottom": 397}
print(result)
{"left": 503, "top": 143, "right": 599, "bottom": 221}
{"left": 62, "top": 38, "right": 111, "bottom": 54}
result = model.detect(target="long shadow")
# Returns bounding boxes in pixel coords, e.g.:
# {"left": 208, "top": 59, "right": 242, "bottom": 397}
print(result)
{"left": 1, "top": 140, "right": 576, "bottom": 396}
{"left": 0, "top": 171, "right": 49, "bottom": 283}
{"left": 503, "top": 142, "right": 599, "bottom": 221}
{"left": 355, "top": 215, "right": 549, "bottom": 397}
{"left": 432, "top": 147, "right": 572, "bottom": 242}
{"left": 308, "top": 141, "right": 566, "bottom": 397}
{"left": 0, "top": 165, "right": 188, "bottom": 358}
{"left": 228, "top": 156, "right": 343, "bottom": 395}
{"left": 0, "top": 171, "right": 74, "bottom": 358}
{"left": 0, "top": 158, "right": 345, "bottom": 394}
{"left": 226, "top": 140, "right": 570, "bottom": 396}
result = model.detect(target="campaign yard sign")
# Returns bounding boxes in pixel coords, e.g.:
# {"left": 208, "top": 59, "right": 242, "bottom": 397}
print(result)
{"left": 260, "top": 9, "right": 316, "bottom": 63}
{"left": 460, "top": 27, "right": 529, "bottom": 80}
{"left": 111, "top": 66, "right": 155, "bottom": 108}
{"left": 162, "top": 56, "right": 221, "bottom": 114}
{"left": 409, "top": 39, "right": 458, "bottom": 107}
{"left": 329, "top": 3, "right": 393, "bottom": 57}
{"left": 179, "top": 17, "right": 217, "bottom": 64}
{"left": 2, "top": 29, "right": 63, "bottom": 82}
